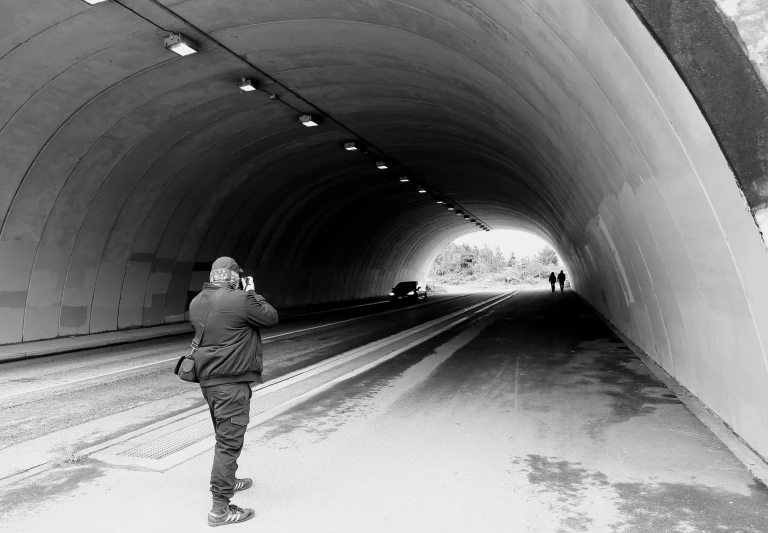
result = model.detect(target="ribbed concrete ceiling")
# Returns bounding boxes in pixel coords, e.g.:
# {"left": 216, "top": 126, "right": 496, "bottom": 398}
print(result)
{"left": 3, "top": 0, "right": 768, "bottom": 457}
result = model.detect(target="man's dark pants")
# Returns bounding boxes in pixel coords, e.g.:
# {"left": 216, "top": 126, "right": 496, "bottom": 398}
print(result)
{"left": 201, "top": 382, "right": 252, "bottom": 504}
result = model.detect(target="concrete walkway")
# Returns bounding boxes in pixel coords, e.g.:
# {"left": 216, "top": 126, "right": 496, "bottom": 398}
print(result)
{"left": 1, "top": 291, "right": 767, "bottom": 532}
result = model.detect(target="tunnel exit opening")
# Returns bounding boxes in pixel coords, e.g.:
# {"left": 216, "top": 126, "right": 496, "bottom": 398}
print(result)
{"left": 426, "top": 229, "right": 567, "bottom": 292}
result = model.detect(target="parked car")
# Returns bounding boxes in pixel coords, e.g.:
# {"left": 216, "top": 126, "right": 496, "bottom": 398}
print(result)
{"left": 389, "top": 281, "right": 427, "bottom": 303}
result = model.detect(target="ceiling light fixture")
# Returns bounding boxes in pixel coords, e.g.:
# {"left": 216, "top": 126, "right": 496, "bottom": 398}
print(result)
{"left": 399, "top": 176, "right": 409, "bottom": 182}
{"left": 344, "top": 142, "right": 358, "bottom": 151}
{"left": 464, "top": 215, "right": 470, "bottom": 220}
{"left": 447, "top": 205, "right": 455, "bottom": 211}
{"left": 164, "top": 33, "right": 198, "bottom": 56}
{"left": 239, "top": 78, "right": 256, "bottom": 92}
{"left": 376, "top": 161, "right": 388, "bottom": 170}
{"left": 83, "top": 0, "right": 109, "bottom": 4}
{"left": 470, "top": 219, "right": 476, "bottom": 223}
{"left": 299, "top": 115, "right": 319, "bottom": 127}
{"left": 436, "top": 200, "right": 445, "bottom": 204}
{"left": 418, "top": 187, "right": 427, "bottom": 193}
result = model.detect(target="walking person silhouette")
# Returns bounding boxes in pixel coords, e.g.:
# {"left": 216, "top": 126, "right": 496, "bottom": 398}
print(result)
{"left": 548, "top": 272, "right": 556, "bottom": 292}
{"left": 557, "top": 270, "right": 566, "bottom": 292}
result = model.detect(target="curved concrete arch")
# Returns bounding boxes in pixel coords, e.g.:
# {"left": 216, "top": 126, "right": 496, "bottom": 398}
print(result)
{"left": 3, "top": 0, "right": 768, "bottom": 456}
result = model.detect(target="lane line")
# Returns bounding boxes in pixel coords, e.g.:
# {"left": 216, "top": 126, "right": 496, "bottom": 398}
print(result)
{"left": 93, "top": 292, "right": 517, "bottom": 467}
{"left": 0, "top": 291, "right": 518, "bottom": 485}
{"left": 287, "top": 292, "right": 472, "bottom": 319}
{"left": 0, "top": 293, "right": 492, "bottom": 401}
{"left": 515, "top": 357, "right": 520, "bottom": 415}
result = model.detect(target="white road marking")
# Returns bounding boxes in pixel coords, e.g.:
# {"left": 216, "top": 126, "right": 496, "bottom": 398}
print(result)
{"left": 0, "top": 294, "right": 479, "bottom": 401}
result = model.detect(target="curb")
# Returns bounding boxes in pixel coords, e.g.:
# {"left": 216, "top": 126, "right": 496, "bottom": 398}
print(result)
{"left": 0, "top": 324, "right": 193, "bottom": 364}
{"left": 0, "top": 295, "right": 471, "bottom": 365}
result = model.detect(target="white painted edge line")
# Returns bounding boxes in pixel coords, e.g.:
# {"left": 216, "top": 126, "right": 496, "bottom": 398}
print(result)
{"left": 284, "top": 299, "right": 388, "bottom": 318}
{"left": 0, "top": 292, "right": 514, "bottom": 486}
{"left": 575, "top": 293, "right": 768, "bottom": 486}
{"left": 287, "top": 293, "right": 467, "bottom": 319}
{"left": 0, "top": 293, "right": 477, "bottom": 401}
{"left": 92, "top": 290, "right": 518, "bottom": 471}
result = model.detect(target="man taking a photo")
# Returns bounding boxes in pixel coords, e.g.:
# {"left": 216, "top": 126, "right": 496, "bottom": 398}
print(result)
{"left": 189, "top": 257, "right": 278, "bottom": 527}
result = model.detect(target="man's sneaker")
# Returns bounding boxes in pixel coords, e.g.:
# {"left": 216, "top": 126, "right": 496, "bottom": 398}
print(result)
{"left": 234, "top": 478, "right": 253, "bottom": 493}
{"left": 208, "top": 504, "right": 255, "bottom": 527}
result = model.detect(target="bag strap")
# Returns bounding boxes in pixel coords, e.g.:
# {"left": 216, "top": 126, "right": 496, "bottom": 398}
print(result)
{"left": 190, "top": 288, "right": 224, "bottom": 353}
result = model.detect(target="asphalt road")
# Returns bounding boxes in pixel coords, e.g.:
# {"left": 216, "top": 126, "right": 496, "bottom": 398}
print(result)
{"left": 0, "top": 292, "right": 497, "bottom": 454}
{"left": 2, "top": 290, "right": 767, "bottom": 533}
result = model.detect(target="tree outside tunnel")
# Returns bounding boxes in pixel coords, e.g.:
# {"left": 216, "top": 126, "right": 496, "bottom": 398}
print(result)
{"left": 427, "top": 230, "right": 564, "bottom": 288}
{"left": 2, "top": 0, "right": 768, "bottom": 460}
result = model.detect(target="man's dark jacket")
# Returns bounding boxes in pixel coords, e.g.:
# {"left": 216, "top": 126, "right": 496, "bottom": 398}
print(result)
{"left": 189, "top": 282, "right": 279, "bottom": 387}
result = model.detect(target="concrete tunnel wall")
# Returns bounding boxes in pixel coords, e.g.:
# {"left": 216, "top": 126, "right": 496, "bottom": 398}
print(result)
{"left": 2, "top": 0, "right": 768, "bottom": 456}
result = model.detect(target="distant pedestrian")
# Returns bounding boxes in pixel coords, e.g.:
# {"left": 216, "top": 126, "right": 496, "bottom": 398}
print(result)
{"left": 557, "top": 270, "right": 566, "bottom": 292}
{"left": 189, "top": 257, "right": 278, "bottom": 527}
{"left": 548, "top": 272, "right": 556, "bottom": 292}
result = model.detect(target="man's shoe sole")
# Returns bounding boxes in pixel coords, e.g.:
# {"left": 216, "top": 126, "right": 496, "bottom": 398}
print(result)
{"left": 208, "top": 511, "right": 255, "bottom": 527}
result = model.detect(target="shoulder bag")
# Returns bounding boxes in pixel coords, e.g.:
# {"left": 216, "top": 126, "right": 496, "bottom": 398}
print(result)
{"left": 174, "top": 288, "right": 223, "bottom": 383}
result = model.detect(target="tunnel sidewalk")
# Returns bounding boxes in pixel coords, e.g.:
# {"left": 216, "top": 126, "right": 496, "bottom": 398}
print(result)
{"left": 0, "top": 323, "right": 193, "bottom": 363}
{"left": 2, "top": 290, "right": 768, "bottom": 532}
{"left": 0, "top": 298, "right": 392, "bottom": 363}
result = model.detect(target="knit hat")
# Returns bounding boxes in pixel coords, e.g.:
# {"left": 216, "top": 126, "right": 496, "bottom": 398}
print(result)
{"left": 211, "top": 257, "right": 243, "bottom": 274}
{"left": 210, "top": 257, "right": 243, "bottom": 288}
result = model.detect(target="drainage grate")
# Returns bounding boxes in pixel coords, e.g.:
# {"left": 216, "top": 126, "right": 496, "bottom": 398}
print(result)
{"left": 119, "top": 348, "right": 395, "bottom": 460}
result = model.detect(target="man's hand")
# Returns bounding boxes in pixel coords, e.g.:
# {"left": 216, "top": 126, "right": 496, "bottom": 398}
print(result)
{"left": 241, "top": 276, "right": 255, "bottom": 292}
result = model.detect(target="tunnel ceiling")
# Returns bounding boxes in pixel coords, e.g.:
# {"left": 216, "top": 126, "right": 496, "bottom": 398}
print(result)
{"left": 4, "top": 0, "right": 768, "bottom": 457}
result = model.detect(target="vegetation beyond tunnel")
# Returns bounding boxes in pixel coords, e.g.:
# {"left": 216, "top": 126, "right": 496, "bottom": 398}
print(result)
{"left": 2, "top": 0, "right": 768, "bottom": 458}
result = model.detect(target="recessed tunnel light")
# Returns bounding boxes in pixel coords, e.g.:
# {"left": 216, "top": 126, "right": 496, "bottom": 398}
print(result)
{"left": 299, "top": 115, "right": 319, "bottom": 127}
{"left": 436, "top": 200, "right": 444, "bottom": 204}
{"left": 399, "top": 176, "right": 409, "bottom": 182}
{"left": 464, "top": 215, "right": 470, "bottom": 220}
{"left": 83, "top": 0, "right": 108, "bottom": 4}
{"left": 470, "top": 219, "right": 476, "bottom": 223}
{"left": 164, "top": 33, "right": 198, "bottom": 56}
{"left": 239, "top": 78, "right": 256, "bottom": 92}
{"left": 376, "top": 161, "right": 388, "bottom": 170}
{"left": 418, "top": 187, "right": 427, "bottom": 193}
{"left": 447, "top": 205, "right": 455, "bottom": 211}
{"left": 344, "top": 142, "right": 358, "bottom": 151}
